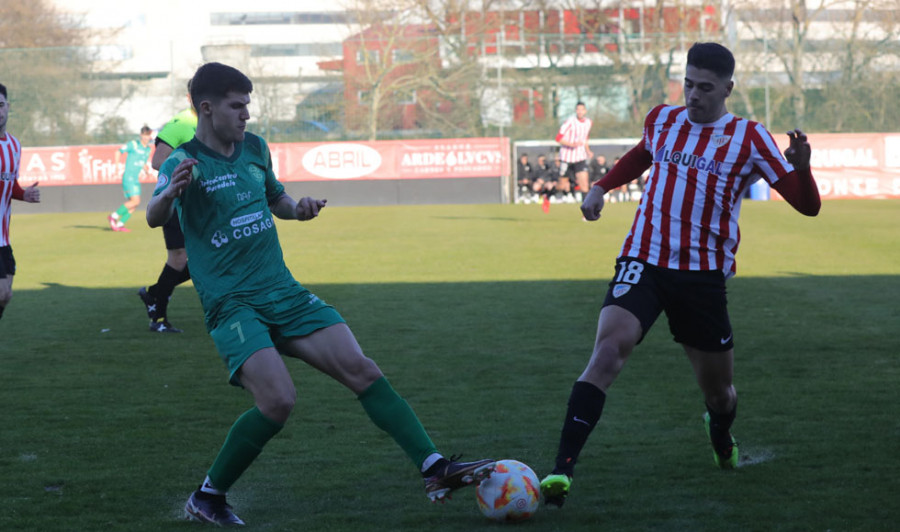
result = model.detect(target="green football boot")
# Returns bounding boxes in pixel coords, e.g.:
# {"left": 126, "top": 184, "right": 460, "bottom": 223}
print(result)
{"left": 540, "top": 473, "right": 572, "bottom": 507}
{"left": 703, "top": 412, "right": 739, "bottom": 469}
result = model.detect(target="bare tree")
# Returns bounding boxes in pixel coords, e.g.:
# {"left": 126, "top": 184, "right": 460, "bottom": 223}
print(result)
{"left": 0, "top": 0, "right": 109, "bottom": 145}
{"left": 342, "top": 0, "right": 446, "bottom": 140}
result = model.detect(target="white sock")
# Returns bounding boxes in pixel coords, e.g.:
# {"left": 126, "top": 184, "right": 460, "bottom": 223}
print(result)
{"left": 200, "top": 476, "right": 225, "bottom": 496}
{"left": 420, "top": 453, "right": 444, "bottom": 473}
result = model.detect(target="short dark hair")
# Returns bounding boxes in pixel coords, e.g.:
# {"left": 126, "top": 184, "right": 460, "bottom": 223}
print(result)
{"left": 189, "top": 62, "right": 253, "bottom": 110}
{"left": 0, "top": 83, "right": 7, "bottom": 100}
{"left": 687, "top": 42, "right": 735, "bottom": 80}
{"left": 140, "top": 125, "right": 152, "bottom": 135}
{"left": 576, "top": 101, "right": 586, "bottom": 108}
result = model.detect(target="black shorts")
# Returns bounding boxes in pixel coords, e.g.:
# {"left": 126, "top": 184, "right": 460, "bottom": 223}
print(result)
{"left": 162, "top": 214, "right": 185, "bottom": 250}
{"left": 0, "top": 246, "right": 15, "bottom": 277}
{"left": 601, "top": 257, "right": 733, "bottom": 352}
{"left": 565, "top": 160, "right": 589, "bottom": 177}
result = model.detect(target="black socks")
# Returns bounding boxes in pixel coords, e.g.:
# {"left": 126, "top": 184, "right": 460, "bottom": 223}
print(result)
{"left": 553, "top": 381, "right": 607, "bottom": 477}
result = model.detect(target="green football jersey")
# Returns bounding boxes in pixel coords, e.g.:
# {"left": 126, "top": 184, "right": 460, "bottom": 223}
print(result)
{"left": 119, "top": 139, "right": 152, "bottom": 181}
{"left": 154, "top": 133, "right": 290, "bottom": 327}
{"left": 156, "top": 108, "right": 197, "bottom": 149}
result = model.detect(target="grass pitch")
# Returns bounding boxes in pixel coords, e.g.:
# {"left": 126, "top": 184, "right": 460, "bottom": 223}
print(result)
{"left": 2, "top": 200, "right": 898, "bottom": 531}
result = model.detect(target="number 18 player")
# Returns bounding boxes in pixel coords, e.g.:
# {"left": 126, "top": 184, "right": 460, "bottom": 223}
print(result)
{"left": 540, "top": 42, "right": 822, "bottom": 507}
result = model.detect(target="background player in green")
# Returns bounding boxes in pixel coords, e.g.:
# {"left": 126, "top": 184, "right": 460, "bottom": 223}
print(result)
{"left": 107, "top": 125, "right": 153, "bottom": 233}
{"left": 146, "top": 62, "right": 494, "bottom": 527}
{"left": 137, "top": 83, "right": 197, "bottom": 332}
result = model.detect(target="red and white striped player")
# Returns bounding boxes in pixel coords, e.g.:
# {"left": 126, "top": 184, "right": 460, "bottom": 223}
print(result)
{"left": 541, "top": 43, "right": 821, "bottom": 507}
{"left": 0, "top": 83, "right": 41, "bottom": 321}
{"left": 555, "top": 102, "right": 593, "bottom": 199}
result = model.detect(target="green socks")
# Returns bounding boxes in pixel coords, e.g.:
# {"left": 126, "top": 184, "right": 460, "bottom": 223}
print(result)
{"left": 359, "top": 376, "right": 438, "bottom": 469}
{"left": 205, "top": 379, "right": 435, "bottom": 492}
{"left": 207, "top": 407, "right": 284, "bottom": 492}
{"left": 115, "top": 205, "right": 131, "bottom": 223}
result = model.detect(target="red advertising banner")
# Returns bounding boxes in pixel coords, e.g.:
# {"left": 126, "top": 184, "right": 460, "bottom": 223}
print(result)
{"left": 17, "top": 137, "right": 510, "bottom": 187}
{"left": 772, "top": 133, "right": 900, "bottom": 200}
{"left": 17, "top": 134, "right": 897, "bottom": 200}
{"left": 272, "top": 138, "right": 509, "bottom": 182}
{"left": 18, "top": 144, "right": 158, "bottom": 187}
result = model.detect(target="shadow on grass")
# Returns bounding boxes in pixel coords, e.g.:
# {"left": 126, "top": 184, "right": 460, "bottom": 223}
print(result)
{"left": 66, "top": 224, "right": 118, "bottom": 232}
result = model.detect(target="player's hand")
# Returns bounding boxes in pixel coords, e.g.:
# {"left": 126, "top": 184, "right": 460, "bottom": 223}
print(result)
{"left": 24, "top": 181, "right": 40, "bottom": 203}
{"left": 166, "top": 158, "right": 197, "bottom": 199}
{"left": 296, "top": 197, "right": 326, "bottom": 221}
{"left": 581, "top": 185, "right": 605, "bottom": 221}
{"left": 784, "top": 129, "right": 811, "bottom": 171}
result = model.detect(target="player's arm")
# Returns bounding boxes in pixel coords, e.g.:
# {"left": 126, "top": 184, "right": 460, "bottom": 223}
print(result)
{"left": 771, "top": 129, "right": 821, "bottom": 217}
{"left": 555, "top": 121, "right": 574, "bottom": 148}
{"left": 270, "top": 193, "right": 327, "bottom": 221}
{"left": 147, "top": 158, "right": 195, "bottom": 227}
{"left": 581, "top": 141, "right": 653, "bottom": 221}
{"left": 152, "top": 140, "right": 174, "bottom": 171}
{"left": 11, "top": 180, "right": 40, "bottom": 203}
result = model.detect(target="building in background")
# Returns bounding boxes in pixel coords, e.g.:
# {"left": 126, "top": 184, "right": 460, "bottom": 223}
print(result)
{"left": 44, "top": 0, "right": 900, "bottom": 141}
{"left": 50, "top": 0, "right": 359, "bottom": 135}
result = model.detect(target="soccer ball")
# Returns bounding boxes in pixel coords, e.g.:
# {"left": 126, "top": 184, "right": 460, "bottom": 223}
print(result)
{"left": 476, "top": 459, "right": 541, "bottom": 522}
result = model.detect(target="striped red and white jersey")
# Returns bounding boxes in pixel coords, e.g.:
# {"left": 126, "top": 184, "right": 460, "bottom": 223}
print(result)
{"left": 557, "top": 116, "right": 592, "bottom": 163}
{"left": 619, "top": 104, "right": 794, "bottom": 277}
{"left": 0, "top": 132, "right": 22, "bottom": 247}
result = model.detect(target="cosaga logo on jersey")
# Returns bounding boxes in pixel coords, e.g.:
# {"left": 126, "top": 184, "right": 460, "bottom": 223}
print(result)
{"left": 654, "top": 146, "right": 724, "bottom": 174}
{"left": 210, "top": 211, "right": 275, "bottom": 248}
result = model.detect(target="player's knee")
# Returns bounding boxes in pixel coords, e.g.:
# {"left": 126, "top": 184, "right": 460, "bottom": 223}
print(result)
{"left": 0, "top": 288, "right": 12, "bottom": 307}
{"left": 341, "top": 355, "right": 383, "bottom": 394}
{"left": 260, "top": 387, "right": 296, "bottom": 424}
{"left": 167, "top": 249, "right": 188, "bottom": 270}
{"left": 705, "top": 385, "right": 736, "bottom": 413}
{"left": 583, "top": 341, "right": 629, "bottom": 382}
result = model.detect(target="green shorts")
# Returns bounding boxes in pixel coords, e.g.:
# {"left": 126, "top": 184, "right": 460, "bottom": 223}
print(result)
{"left": 122, "top": 175, "right": 141, "bottom": 198}
{"left": 209, "top": 282, "right": 345, "bottom": 386}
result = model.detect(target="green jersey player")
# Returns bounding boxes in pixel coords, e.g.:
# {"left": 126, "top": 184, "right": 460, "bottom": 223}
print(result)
{"left": 146, "top": 62, "right": 494, "bottom": 527}
{"left": 107, "top": 125, "right": 153, "bottom": 232}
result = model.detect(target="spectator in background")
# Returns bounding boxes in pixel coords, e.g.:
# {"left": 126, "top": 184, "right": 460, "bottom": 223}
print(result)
{"left": 108, "top": 125, "right": 154, "bottom": 233}
{"left": 517, "top": 154, "right": 534, "bottom": 199}
{"left": 533, "top": 155, "right": 560, "bottom": 196}
{"left": 607, "top": 156, "right": 627, "bottom": 202}
{"left": 589, "top": 154, "right": 609, "bottom": 185}
{"left": 528, "top": 154, "right": 552, "bottom": 201}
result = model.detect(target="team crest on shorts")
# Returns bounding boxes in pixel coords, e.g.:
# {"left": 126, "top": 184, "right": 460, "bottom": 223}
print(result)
{"left": 612, "top": 283, "right": 631, "bottom": 298}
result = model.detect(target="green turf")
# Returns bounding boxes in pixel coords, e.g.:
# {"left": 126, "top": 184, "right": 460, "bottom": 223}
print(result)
{"left": 2, "top": 200, "right": 898, "bottom": 531}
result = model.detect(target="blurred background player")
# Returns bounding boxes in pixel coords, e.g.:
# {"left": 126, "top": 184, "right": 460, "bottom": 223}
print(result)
{"left": 0, "top": 83, "right": 41, "bottom": 321}
{"left": 137, "top": 83, "right": 197, "bottom": 333}
{"left": 148, "top": 62, "right": 494, "bottom": 526}
{"left": 107, "top": 125, "right": 153, "bottom": 233}
{"left": 555, "top": 101, "right": 593, "bottom": 202}
{"left": 540, "top": 42, "right": 821, "bottom": 508}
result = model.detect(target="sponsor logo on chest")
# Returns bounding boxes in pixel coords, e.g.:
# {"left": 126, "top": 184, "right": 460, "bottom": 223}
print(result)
{"left": 203, "top": 173, "right": 238, "bottom": 194}
{"left": 654, "top": 146, "right": 723, "bottom": 174}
